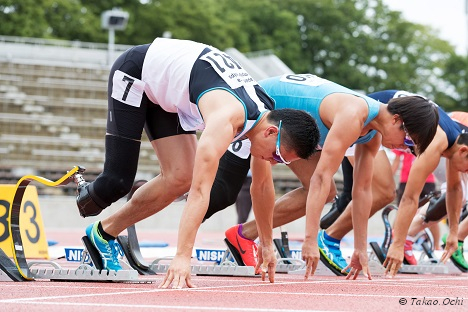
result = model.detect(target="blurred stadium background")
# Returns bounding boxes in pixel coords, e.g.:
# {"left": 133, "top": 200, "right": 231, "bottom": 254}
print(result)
{"left": 0, "top": 35, "right": 333, "bottom": 198}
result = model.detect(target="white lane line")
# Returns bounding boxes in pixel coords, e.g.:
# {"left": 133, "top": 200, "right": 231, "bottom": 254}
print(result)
{"left": 0, "top": 301, "right": 342, "bottom": 312}
{"left": 189, "top": 289, "right": 468, "bottom": 300}
{"left": 0, "top": 281, "right": 322, "bottom": 302}
{"left": 1, "top": 284, "right": 466, "bottom": 304}
{"left": 1, "top": 276, "right": 467, "bottom": 303}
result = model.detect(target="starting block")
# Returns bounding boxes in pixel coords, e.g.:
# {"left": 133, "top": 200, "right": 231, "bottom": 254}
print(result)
{"left": 369, "top": 241, "right": 461, "bottom": 275}
{"left": 28, "top": 262, "right": 138, "bottom": 282}
{"left": 150, "top": 258, "right": 256, "bottom": 277}
{"left": 368, "top": 203, "right": 462, "bottom": 276}
{"left": 116, "top": 224, "right": 257, "bottom": 277}
{"left": 0, "top": 166, "right": 140, "bottom": 282}
{"left": 116, "top": 224, "right": 156, "bottom": 275}
{"left": 0, "top": 248, "right": 27, "bottom": 281}
{"left": 148, "top": 239, "right": 256, "bottom": 277}
{"left": 272, "top": 231, "right": 339, "bottom": 276}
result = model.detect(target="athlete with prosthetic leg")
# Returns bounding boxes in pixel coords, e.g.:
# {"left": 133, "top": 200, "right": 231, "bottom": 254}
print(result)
{"left": 74, "top": 38, "right": 320, "bottom": 288}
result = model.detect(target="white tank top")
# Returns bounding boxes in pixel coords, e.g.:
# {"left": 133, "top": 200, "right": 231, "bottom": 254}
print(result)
{"left": 142, "top": 38, "right": 208, "bottom": 130}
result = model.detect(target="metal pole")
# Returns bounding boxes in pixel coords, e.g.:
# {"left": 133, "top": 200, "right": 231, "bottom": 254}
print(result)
{"left": 108, "top": 28, "right": 115, "bottom": 66}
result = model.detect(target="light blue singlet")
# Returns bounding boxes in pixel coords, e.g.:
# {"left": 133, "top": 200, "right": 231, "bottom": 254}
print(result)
{"left": 260, "top": 74, "right": 381, "bottom": 147}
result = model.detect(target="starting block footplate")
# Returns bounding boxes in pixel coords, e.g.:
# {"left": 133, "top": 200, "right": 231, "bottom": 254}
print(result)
{"left": 29, "top": 264, "right": 139, "bottom": 281}
{"left": 150, "top": 263, "right": 256, "bottom": 276}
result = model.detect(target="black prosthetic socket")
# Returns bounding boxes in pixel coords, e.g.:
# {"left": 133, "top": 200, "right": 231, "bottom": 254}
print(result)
{"left": 203, "top": 151, "right": 251, "bottom": 221}
{"left": 77, "top": 135, "right": 141, "bottom": 217}
{"left": 77, "top": 182, "right": 106, "bottom": 217}
{"left": 424, "top": 193, "right": 447, "bottom": 223}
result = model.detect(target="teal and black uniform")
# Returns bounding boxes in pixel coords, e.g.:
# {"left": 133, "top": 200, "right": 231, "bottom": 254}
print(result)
{"left": 322, "top": 89, "right": 465, "bottom": 229}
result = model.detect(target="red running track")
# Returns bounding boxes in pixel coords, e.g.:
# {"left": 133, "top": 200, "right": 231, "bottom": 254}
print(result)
{"left": 0, "top": 273, "right": 467, "bottom": 311}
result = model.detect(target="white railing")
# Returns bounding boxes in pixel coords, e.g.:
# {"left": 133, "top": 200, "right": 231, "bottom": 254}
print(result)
{"left": 0, "top": 35, "right": 132, "bottom": 68}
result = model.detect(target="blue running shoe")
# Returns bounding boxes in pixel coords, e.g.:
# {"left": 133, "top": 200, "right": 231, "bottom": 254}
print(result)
{"left": 85, "top": 221, "right": 122, "bottom": 271}
{"left": 318, "top": 229, "right": 349, "bottom": 275}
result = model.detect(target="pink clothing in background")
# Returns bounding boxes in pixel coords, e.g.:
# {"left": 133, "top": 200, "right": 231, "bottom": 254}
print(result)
{"left": 392, "top": 149, "right": 435, "bottom": 183}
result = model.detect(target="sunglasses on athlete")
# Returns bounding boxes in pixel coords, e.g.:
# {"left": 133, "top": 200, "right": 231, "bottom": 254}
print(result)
{"left": 272, "top": 120, "right": 291, "bottom": 164}
{"left": 402, "top": 122, "right": 415, "bottom": 147}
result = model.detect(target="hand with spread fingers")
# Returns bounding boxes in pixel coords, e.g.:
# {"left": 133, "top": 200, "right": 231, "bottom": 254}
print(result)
{"left": 383, "top": 243, "right": 404, "bottom": 278}
{"left": 158, "top": 255, "right": 195, "bottom": 289}
{"left": 301, "top": 238, "right": 319, "bottom": 280}
{"left": 343, "top": 249, "right": 372, "bottom": 280}
{"left": 440, "top": 232, "right": 458, "bottom": 264}
{"left": 255, "top": 243, "right": 277, "bottom": 283}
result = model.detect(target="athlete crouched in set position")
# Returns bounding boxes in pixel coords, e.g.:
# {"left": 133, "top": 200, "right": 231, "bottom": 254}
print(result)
{"left": 203, "top": 78, "right": 439, "bottom": 280}
{"left": 310, "top": 92, "right": 468, "bottom": 276}
{"left": 383, "top": 106, "right": 468, "bottom": 276}
{"left": 389, "top": 111, "right": 468, "bottom": 273}
{"left": 74, "top": 38, "right": 320, "bottom": 288}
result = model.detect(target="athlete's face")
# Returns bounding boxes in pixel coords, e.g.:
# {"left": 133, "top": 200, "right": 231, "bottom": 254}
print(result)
{"left": 381, "top": 120, "right": 415, "bottom": 150}
{"left": 250, "top": 123, "right": 300, "bottom": 165}
{"left": 451, "top": 146, "right": 468, "bottom": 173}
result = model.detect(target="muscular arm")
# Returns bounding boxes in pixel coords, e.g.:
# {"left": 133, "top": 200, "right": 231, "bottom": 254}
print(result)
{"left": 250, "top": 156, "right": 275, "bottom": 248}
{"left": 392, "top": 127, "right": 447, "bottom": 249}
{"left": 445, "top": 158, "right": 463, "bottom": 240}
{"left": 175, "top": 91, "right": 245, "bottom": 259}
{"left": 352, "top": 136, "right": 380, "bottom": 252}
{"left": 250, "top": 155, "right": 277, "bottom": 282}
{"left": 303, "top": 99, "right": 366, "bottom": 275}
{"left": 440, "top": 159, "right": 464, "bottom": 263}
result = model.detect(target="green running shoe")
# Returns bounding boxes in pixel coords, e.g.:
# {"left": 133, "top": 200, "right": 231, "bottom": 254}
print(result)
{"left": 442, "top": 234, "right": 468, "bottom": 272}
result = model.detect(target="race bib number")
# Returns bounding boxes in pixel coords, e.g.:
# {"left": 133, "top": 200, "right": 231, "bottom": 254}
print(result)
{"left": 280, "top": 74, "right": 331, "bottom": 87}
{"left": 228, "top": 139, "right": 251, "bottom": 159}
{"left": 200, "top": 51, "right": 256, "bottom": 89}
{"left": 393, "top": 90, "right": 417, "bottom": 98}
{"left": 111, "top": 70, "right": 146, "bottom": 107}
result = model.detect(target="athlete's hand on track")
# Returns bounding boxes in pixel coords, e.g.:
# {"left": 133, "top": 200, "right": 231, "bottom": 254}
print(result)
{"left": 343, "top": 248, "right": 372, "bottom": 280}
{"left": 158, "top": 255, "right": 196, "bottom": 289}
{"left": 255, "top": 244, "right": 277, "bottom": 283}
{"left": 301, "top": 238, "right": 319, "bottom": 280}
{"left": 440, "top": 232, "right": 458, "bottom": 264}
{"left": 383, "top": 244, "right": 404, "bottom": 278}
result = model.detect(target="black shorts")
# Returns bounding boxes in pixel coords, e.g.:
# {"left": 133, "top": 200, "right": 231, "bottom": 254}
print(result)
{"left": 106, "top": 44, "right": 196, "bottom": 141}
{"left": 396, "top": 182, "right": 436, "bottom": 205}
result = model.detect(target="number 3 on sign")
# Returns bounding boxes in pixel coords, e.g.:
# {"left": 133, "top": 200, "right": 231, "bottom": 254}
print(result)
{"left": 0, "top": 185, "right": 49, "bottom": 259}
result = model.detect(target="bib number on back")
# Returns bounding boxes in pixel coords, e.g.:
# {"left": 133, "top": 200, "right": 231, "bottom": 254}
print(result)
{"left": 280, "top": 74, "right": 331, "bottom": 87}
{"left": 228, "top": 139, "right": 251, "bottom": 159}
{"left": 200, "top": 51, "right": 256, "bottom": 89}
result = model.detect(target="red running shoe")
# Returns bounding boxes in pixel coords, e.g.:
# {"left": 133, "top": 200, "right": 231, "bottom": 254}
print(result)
{"left": 225, "top": 224, "right": 258, "bottom": 267}
{"left": 403, "top": 239, "right": 418, "bottom": 265}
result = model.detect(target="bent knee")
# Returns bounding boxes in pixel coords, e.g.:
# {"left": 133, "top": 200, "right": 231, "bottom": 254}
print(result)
{"left": 163, "top": 170, "right": 192, "bottom": 193}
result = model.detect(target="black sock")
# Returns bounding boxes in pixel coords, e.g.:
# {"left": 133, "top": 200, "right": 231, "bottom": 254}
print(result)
{"left": 97, "top": 221, "right": 116, "bottom": 241}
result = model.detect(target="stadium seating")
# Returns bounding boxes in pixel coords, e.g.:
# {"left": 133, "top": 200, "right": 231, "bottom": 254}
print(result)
{"left": 0, "top": 36, "right": 309, "bottom": 195}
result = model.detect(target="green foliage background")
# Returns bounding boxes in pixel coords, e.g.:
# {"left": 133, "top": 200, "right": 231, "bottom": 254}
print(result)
{"left": 1, "top": 0, "right": 466, "bottom": 110}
